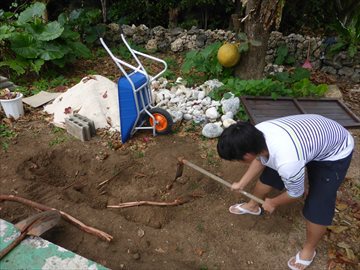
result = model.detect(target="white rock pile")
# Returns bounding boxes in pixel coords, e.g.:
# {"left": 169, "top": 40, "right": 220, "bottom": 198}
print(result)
{"left": 151, "top": 77, "right": 239, "bottom": 138}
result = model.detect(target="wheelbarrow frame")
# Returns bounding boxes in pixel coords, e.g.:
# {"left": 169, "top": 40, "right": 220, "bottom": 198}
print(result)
{"left": 100, "top": 34, "right": 170, "bottom": 142}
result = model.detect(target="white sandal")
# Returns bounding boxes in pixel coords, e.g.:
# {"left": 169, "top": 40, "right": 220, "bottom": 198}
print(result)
{"left": 228, "top": 203, "right": 262, "bottom": 215}
{"left": 287, "top": 251, "right": 316, "bottom": 270}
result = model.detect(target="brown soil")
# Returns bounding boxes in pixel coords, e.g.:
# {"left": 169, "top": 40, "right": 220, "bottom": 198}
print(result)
{"left": 1, "top": 109, "right": 359, "bottom": 270}
{"left": 1, "top": 56, "right": 359, "bottom": 269}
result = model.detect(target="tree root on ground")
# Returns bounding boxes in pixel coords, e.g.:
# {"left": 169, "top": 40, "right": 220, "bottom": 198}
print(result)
{"left": 107, "top": 194, "right": 200, "bottom": 209}
{"left": 0, "top": 194, "right": 113, "bottom": 242}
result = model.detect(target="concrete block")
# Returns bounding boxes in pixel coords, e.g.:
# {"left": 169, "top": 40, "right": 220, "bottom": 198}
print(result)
{"left": 65, "top": 117, "right": 89, "bottom": 141}
{"left": 65, "top": 114, "right": 96, "bottom": 141}
{"left": 73, "top": 113, "right": 96, "bottom": 136}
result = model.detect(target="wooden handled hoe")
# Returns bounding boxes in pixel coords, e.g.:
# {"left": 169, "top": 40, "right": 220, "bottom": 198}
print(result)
{"left": 174, "top": 157, "right": 265, "bottom": 205}
{"left": 0, "top": 210, "right": 61, "bottom": 259}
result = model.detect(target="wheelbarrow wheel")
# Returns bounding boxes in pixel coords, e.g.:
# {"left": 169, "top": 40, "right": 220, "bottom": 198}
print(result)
{"left": 148, "top": 108, "right": 173, "bottom": 135}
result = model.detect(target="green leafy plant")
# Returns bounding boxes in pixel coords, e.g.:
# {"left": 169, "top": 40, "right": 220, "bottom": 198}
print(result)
{"left": 49, "top": 137, "right": 66, "bottom": 146}
{"left": 16, "top": 75, "right": 70, "bottom": 96}
{"left": 63, "top": 8, "right": 106, "bottom": 45}
{"left": 0, "top": 124, "right": 15, "bottom": 151}
{"left": 209, "top": 68, "right": 327, "bottom": 120}
{"left": 209, "top": 78, "right": 290, "bottom": 100}
{"left": 181, "top": 42, "right": 232, "bottom": 85}
{"left": 0, "top": 2, "right": 91, "bottom": 76}
{"left": 271, "top": 67, "right": 311, "bottom": 84}
{"left": 179, "top": 19, "right": 199, "bottom": 29}
{"left": 162, "top": 57, "right": 177, "bottom": 80}
{"left": 291, "top": 78, "right": 328, "bottom": 97}
{"left": 270, "top": 68, "right": 328, "bottom": 97}
{"left": 329, "top": 16, "right": 360, "bottom": 57}
{"left": 49, "top": 126, "right": 67, "bottom": 146}
{"left": 211, "top": 68, "right": 326, "bottom": 100}
{"left": 274, "top": 44, "right": 295, "bottom": 65}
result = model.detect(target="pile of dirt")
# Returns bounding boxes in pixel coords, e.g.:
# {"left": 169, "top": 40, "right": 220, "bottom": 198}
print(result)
{"left": 44, "top": 75, "right": 120, "bottom": 131}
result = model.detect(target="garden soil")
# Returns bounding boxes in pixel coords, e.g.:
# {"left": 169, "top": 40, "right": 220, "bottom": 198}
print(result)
{"left": 1, "top": 113, "right": 359, "bottom": 270}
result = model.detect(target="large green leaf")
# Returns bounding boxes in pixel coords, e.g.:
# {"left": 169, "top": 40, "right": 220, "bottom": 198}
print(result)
{"left": 17, "top": 2, "right": 46, "bottom": 24}
{"left": 10, "top": 33, "right": 39, "bottom": 58}
{"left": 273, "top": 72, "right": 291, "bottom": 83}
{"left": 61, "top": 27, "right": 80, "bottom": 40}
{"left": 0, "top": 25, "right": 15, "bottom": 40}
{"left": 274, "top": 45, "right": 288, "bottom": 65}
{"left": 67, "top": 41, "right": 91, "bottom": 58}
{"left": 39, "top": 43, "right": 67, "bottom": 60}
{"left": 31, "top": 59, "right": 45, "bottom": 74}
{"left": 24, "top": 21, "right": 64, "bottom": 41}
{"left": 39, "top": 22, "right": 64, "bottom": 41}
{"left": 0, "top": 59, "right": 27, "bottom": 75}
{"left": 57, "top": 13, "right": 68, "bottom": 26}
{"left": 292, "top": 68, "right": 310, "bottom": 81}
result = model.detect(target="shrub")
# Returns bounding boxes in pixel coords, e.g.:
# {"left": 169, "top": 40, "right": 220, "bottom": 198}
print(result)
{"left": 0, "top": 2, "right": 91, "bottom": 76}
{"left": 181, "top": 42, "right": 233, "bottom": 85}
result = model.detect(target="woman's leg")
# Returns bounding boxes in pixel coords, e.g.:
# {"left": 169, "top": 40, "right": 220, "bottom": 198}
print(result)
{"left": 288, "top": 220, "right": 326, "bottom": 269}
{"left": 239, "top": 167, "right": 284, "bottom": 212}
{"left": 290, "top": 153, "right": 353, "bottom": 268}
{"left": 241, "top": 180, "right": 273, "bottom": 211}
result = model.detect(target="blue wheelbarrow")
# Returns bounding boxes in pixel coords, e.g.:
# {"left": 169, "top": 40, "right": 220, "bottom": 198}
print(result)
{"left": 100, "top": 34, "right": 173, "bottom": 143}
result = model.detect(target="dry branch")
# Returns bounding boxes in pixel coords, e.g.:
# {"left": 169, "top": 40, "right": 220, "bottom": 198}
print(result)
{"left": 97, "top": 171, "right": 121, "bottom": 188}
{"left": 107, "top": 198, "right": 190, "bottom": 209}
{"left": 0, "top": 194, "right": 113, "bottom": 242}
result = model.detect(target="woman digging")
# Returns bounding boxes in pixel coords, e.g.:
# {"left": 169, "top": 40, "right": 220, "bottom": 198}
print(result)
{"left": 217, "top": 114, "right": 354, "bottom": 270}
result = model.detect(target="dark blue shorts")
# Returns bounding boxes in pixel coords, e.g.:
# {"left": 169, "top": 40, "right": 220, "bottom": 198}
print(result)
{"left": 260, "top": 153, "right": 353, "bottom": 226}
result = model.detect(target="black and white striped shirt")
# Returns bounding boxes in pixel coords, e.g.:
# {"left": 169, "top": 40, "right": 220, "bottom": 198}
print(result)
{"left": 256, "top": 114, "right": 354, "bottom": 198}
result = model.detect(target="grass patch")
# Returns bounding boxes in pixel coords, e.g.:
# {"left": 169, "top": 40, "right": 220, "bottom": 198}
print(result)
{"left": 0, "top": 124, "right": 16, "bottom": 151}
{"left": 49, "top": 127, "right": 67, "bottom": 146}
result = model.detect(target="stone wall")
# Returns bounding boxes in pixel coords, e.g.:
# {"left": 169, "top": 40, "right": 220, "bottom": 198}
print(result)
{"left": 266, "top": 31, "right": 360, "bottom": 83}
{"left": 104, "top": 24, "right": 360, "bottom": 83}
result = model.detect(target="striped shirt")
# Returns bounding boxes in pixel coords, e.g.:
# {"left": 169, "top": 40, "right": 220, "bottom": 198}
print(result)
{"left": 255, "top": 114, "right": 354, "bottom": 198}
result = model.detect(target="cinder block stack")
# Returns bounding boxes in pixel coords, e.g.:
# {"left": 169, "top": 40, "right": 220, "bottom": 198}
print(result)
{"left": 65, "top": 114, "right": 96, "bottom": 141}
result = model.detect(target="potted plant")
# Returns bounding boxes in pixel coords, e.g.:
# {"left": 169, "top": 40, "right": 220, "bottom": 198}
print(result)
{"left": 0, "top": 88, "right": 24, "bottom": 119}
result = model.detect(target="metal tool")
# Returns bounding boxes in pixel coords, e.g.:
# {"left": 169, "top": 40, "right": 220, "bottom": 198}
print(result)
{"left": 174, "top": 157, "right": 265, "bottom": 204}
{"left": 0, "top": 210, "right": 61, "bottom": 259}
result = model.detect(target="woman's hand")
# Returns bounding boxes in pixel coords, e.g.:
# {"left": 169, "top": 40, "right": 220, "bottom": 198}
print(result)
{"left": 231, "top": 181, "right": 245, "bottom": 191}
{"left": 262, "top": 198, "right": 276, "bottom": 214}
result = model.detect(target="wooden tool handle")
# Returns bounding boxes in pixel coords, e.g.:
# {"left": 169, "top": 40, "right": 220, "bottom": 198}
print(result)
{"left": 0, "top": 231, "right": 27, "bottom": 259}
{"left": 182, "top": 159, "right": 265, "bottom": 205}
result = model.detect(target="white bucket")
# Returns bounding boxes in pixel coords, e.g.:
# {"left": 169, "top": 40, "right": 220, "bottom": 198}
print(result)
{"left": 0, "top": 93, "right": 24, "bottom": 119}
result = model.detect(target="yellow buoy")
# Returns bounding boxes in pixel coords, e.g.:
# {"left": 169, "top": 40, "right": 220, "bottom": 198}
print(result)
{"left": 217, "top": 43, "right": 240, "bottom": 68}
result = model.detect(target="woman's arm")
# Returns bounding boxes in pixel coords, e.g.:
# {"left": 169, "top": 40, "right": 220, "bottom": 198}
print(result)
{"left": 262, "top": 192, "right": 300, "bottom": 213}
{"left": 231, "top": 158, "right": 265, "bottom": 190}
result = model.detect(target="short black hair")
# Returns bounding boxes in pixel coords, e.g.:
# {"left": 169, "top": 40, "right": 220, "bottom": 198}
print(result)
{"left": 217, "top": 121, "right": 267, "bottom": 161}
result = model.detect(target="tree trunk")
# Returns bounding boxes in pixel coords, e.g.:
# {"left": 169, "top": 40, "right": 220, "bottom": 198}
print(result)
{"left": 204, "top": 7, "right": 208, "bottom": 30}
{"left": 168, "top": 7, "right": 179, "bottom": 28}
{"left": 234, "top": 0, "right": 283, "bottom": 79}
{"left": 100, "top": 0, "right": 107, "bottom": 23}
